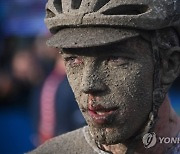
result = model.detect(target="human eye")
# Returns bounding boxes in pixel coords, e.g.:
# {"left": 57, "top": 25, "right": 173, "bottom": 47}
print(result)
{"left": 107, "top": 56, "right": 129, "bottom": 66}
{"left": 64, "top": 56, "right": 83, "bottom": 67}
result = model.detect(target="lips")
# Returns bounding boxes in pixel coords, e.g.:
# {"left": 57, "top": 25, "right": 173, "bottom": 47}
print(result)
{"left": 86, "top": 95, "right": 118, "bottom": 125}
{"left": 88, "top": 104, "right": 118, "bottom": 125}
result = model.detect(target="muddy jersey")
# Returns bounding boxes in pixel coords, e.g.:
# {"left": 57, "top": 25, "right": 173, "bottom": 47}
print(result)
{"left": 29, "top": 126, "right": 180, "bottom": 154}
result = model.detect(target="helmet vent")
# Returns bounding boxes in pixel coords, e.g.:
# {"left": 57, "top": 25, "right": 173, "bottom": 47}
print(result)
{"left": 102, "top": 4, "right": 149, "bottom": 15}
{"left": 46, "top": 9, "right": 56, "bottom": 18}
{"left": 71, "top": 0, "right": 82, "bottom": 9}
{"left": 93, "top": 0, "right": 110, "bottom": 12}
{"left": 54, "top": 0, "right": 63, "bottom": 13}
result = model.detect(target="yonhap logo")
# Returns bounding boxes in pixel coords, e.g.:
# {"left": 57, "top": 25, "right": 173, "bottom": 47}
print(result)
{"left": 142, "top": 132, "right": 180, "bottom": 149}
{"left": 142, "top": 132, "right": 157, "bottom": 148}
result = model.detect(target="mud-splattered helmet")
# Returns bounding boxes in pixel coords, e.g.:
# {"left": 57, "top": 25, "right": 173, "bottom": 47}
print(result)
{"left": 45, "top": 0, "right": 180, "bottom": 48}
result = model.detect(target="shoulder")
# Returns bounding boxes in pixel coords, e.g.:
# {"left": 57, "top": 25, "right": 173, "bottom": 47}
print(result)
{"left": 28, "top": 127, "right": 96, "bottom": 154}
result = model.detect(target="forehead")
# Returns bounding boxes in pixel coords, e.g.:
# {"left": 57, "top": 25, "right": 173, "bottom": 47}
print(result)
{"left": 61, "top": 36, "right": 151, "bottom": 57}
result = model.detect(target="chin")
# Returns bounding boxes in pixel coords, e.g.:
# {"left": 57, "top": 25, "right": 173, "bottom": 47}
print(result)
{"left": 89, "top": 125, "right": 131, "bottom": 145}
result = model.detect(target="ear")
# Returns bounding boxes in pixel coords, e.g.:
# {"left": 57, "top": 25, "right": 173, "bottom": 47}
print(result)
{"left": 161, "top": 47, "right": 180, "bottom": 85}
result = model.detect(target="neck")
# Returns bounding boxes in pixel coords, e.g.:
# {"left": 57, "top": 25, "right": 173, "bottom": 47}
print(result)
{"left": 102, "top": 95, "right": 180, "bottom": 154}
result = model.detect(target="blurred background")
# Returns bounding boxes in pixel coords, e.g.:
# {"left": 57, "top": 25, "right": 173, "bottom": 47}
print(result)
{"left": 0, "top": 1, "right": 86, "bottom": 154}
{"left": 0, "top": 1, "right": 179, "bottom": 154}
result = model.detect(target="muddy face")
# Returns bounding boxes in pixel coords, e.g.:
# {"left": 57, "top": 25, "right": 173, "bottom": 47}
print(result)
{"left": 61, "top": 37, "right": 154, "bottom": 145}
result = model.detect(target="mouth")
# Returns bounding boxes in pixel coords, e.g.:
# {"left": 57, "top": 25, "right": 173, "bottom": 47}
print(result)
{"left": 88, "top": 104, "right": 118, "bottom": 125}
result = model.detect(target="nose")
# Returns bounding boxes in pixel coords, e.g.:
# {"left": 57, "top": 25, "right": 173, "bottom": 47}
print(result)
{"left": 80, "top": 63, "right": 107, "bottom": 95}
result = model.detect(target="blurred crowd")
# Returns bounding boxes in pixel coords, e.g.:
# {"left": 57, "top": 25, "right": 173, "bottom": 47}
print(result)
{"left": 0, "top": 1, "right": 85, "bottom": 154}
{"left": 0, "top": 1, "right": 179, "bottom": 154}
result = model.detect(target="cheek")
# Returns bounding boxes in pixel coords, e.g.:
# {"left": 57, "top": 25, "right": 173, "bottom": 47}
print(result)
{"left": 66, "top": 68, "right": 83, "bottom": 101}
{"left": 107, "top": 63, "right": 154, "bottom": 113}
{"left": 104, "top": 64, "right": 154, "bottom": 133}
